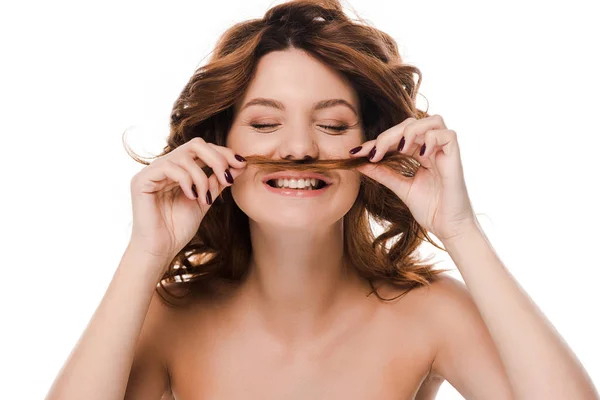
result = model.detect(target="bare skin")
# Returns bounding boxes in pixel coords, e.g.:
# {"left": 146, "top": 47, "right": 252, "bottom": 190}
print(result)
{"left": 50, "top": 47, "right": 520, "bottom": 400}
{"left": 147, "top": 276, "right": 445, "bottom": 400}
{"left": 126, "top": 48, "right": 448, "bottom": 399}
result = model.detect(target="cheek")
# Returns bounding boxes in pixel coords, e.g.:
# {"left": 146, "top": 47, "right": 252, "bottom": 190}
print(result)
{"left": 340, "top": 171, "right": 362, "bottom": 198}
{"left": 225, "top": 127, "right": 246, "bottom": 150}
{"left": 229, "top": 182, "right": 249, "bottom": 217}
{"left": 229, "top": 166, "right": 259, "bottom": 202}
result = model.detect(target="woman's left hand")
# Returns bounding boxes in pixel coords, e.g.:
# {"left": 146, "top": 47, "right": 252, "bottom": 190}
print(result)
{"left": 351, "top": 114, "right": 478, "bottom": 243}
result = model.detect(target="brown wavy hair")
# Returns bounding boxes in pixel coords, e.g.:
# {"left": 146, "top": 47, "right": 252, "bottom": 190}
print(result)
{"left": 124, "top": 0, "right": 453, "bottom": 307}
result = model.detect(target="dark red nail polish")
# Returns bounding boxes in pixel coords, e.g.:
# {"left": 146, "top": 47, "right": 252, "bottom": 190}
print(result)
{"left": 235, "top": 154, "right": 246, "bottom": 162}
{"left": 349, "top": 146, "right": 362, "bottom": 155}
{"left": 191, "top": 184, "right": 198, "bottom": 198}
{"left": 420, "top": 144, "right": 426, "bottom": 156}
{"left": 398, "top": 136, "right": 405, "bottom": 151}
{"left": 206, "top": 190, "right": 212, "bottom": 205}
{"left": 368, "top": 146, "right": 377, "bottom": 160}
{"left": 224, "top": 169, "right": 234, "bottom": 184}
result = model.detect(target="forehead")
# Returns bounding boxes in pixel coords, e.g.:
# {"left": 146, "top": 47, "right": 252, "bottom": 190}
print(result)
{"left": 237, "top": 48, "right": 359, "bottom": 110}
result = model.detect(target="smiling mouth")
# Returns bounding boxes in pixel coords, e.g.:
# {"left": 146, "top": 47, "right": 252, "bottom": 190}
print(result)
{"left": 265, "top": 179, "right": 329, "bottom": 190}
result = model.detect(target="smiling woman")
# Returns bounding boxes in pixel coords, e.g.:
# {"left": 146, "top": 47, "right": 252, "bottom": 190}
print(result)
{"left": 126, "top": 2, "right": 444, "bottom": 303}
{"left": 43, "top": 0, "right": 599, "bottom": 399}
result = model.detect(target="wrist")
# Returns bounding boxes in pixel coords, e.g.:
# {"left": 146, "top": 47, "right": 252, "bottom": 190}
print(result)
{"left": 441, "top": 222, "right": 483, "bottom": 249}
{"left": 122, "top": 242, "right": 173, "bottom": 281}
{"left": 126, "top": 239, "right": 175, "bottom": 263}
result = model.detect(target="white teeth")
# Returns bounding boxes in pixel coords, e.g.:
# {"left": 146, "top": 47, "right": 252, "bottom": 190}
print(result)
{"left": 273, "top": 178, "right": 322, "bottom": 189}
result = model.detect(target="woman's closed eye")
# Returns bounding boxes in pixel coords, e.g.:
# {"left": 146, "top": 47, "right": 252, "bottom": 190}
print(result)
{"left": 250, "top": 123, "right": 349, "bottom": 133}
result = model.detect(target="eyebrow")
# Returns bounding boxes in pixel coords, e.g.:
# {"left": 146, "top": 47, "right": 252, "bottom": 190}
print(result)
{"left": 240, "top": 97, "right": 358, "bottom": 117}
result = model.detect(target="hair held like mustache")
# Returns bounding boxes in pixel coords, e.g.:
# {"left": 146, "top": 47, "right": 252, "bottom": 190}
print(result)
{"left": 238, "top": 152, "right": 423, "bottom": 178}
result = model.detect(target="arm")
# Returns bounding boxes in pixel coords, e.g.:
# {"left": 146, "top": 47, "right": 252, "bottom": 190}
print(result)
{"left": 430, "top": 224, "right": 599, "bottom": 399}
{"left": 45, "top": 243, "right": 172, "bottom": 400}
{"left": 414, "top": 370, "right": 445, "bottom": 400}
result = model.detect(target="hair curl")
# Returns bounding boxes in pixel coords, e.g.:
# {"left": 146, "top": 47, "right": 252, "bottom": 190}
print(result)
{"left": 124, "top": 0, "right": 452, "bottom": 307}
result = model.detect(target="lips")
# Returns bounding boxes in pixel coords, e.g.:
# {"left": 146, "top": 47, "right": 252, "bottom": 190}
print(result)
{"left": 265, "top": 178, "right": 328, "bottom": 190}
{"left": 261, "top": 171, "right": 333, "bottom": 185}
{"left": 262, "top": 179, "right": 331, "bottom": 198}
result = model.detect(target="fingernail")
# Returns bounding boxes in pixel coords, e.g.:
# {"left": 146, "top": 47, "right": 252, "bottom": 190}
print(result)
{"left": 398, "top": 136, "right": 405, "bottom": 151}
{"left": 349, "top": 146, "right": 362, "bottom": 155}
{"left": 235, "top": 154, "right": 246, "bottom": 162}
{"left": 420, "top": 144, "right": 426, "bottom": 156}
{"left": 224, "top": 169, "right": 234, "bottom": 184}
{"left": 368, "top": 146, "right": 377, "bottom": 160}
{"left": 191, "top": 184, "right": 198, "bottom": 198}
{"left": 206, "top": 190, "right": 212, "bottom": 205}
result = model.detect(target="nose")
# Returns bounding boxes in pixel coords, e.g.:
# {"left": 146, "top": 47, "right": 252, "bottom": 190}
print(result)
{"left": 279, "top": 128, "right": 319, "bottom": 162}
{"left": 285, "top": 154, "right": 315, "bottom": 162}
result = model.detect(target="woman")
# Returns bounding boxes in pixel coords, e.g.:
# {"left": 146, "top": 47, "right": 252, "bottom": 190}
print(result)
{"left": 46, "top": 0, "right": 598, "bottom": 399}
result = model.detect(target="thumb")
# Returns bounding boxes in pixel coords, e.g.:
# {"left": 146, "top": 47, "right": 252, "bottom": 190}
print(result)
{"left": 356, "top": 163, "right": 412, "bottom": 203}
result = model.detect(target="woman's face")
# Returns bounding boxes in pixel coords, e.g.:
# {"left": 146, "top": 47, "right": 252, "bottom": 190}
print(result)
{"left": 227, "top": 47, "right": 365, "bottom": 230}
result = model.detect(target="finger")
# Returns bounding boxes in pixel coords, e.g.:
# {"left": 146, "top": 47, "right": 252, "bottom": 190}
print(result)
{"left": 177, "top": 155, "right": 211, "bottom": 205}
{"left": 205, "top": 172, "right": 220, "bottom": 205}
{"left": 398, "top": 115, "right": 446, "bottom": 157}
{"left": 414, "top": 129, "right": 436, "bottom": 170}
{"left": 416, "top": 129, "right": 458, "bottom": 171}
{"left": 206, "top": 142, "right": 248, "bottom": 169}
{"left": 204, "top": 166, "right": 241, "bottom": 205}
{"left": 185, "top": 138, "right": 238, "bottom": 188}
{"left": 143, "top": 159, "right": 197, "bottom": 200}
{"left": 418, "top": 129, "right": 457, "bottom": 156}
{"left": 182, "top": 137, "right": 230, "bottom": 185}
{"left": 348, "top": 117, "right": 418, "bottom": 162}
{"left": 347, "top": 140, "right": 376, "bottom": 158}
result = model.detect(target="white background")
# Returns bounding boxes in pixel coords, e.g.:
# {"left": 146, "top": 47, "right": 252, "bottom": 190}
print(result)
{"left": 1, "top": 0, "right": 598, "bottom": 398}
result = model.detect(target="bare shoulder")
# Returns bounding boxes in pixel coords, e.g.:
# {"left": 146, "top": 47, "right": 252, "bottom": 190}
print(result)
{"left": 409, "top": 273, "right": 514, "bottom": 400}
{"left": 405, "top": 274, "right": 471, "bottom": 368}
{"left": 152, "top": 278, "right": 454, "bottom": 399}
{"left": 394, "top": 274, "right": 468, "bottom": 397}
{"left": 413, "top": 272, "right": 478, "bottom": 328}
{"left": 366, "top": 275, "right": 458, "bottom": 398}
{"left": 125, "top": 286, "right": 184, "bottom": 399}
{"left": 132, "top": 284, "right": 216, "bottom": 397}
{"left": 370, "top": 272, "right": 465, "bottom": 315}
{"left": 390, "top": 273, "right": 469, "bottom": 315}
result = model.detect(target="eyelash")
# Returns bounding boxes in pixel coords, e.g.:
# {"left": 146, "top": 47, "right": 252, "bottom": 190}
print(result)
{"left": 250, "top": 123, "right": 349, "bottom": 132}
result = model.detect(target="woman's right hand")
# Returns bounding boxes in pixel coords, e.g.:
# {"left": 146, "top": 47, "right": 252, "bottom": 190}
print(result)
{"left": 128, "top": 137, "right": 247, "bottom": 263}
